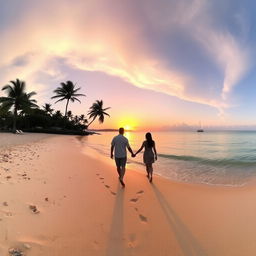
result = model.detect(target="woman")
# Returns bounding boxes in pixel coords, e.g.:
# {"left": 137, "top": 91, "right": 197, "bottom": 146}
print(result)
{"left": 135, "top": 132, "right": 157, "bottom": 182}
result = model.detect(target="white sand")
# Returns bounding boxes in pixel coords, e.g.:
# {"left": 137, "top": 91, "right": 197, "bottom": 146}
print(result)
{"left": 0, "top": 132, "right": 55, "bottom": 148}
{"left": 0, "top": 134, "right": 256, "bottom": 255}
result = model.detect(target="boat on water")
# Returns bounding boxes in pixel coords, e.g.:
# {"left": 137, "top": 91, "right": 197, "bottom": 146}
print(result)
{"left": 197, "top": 122, "right": 204, "bottom": 132}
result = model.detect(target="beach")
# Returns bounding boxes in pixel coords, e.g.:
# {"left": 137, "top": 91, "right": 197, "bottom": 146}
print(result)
{"left": 0, "top": 134, "right": 256, "bottom": 255}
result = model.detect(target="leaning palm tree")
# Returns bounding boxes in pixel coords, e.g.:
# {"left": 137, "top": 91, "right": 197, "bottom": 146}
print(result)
{"left": 51, "top": 81, "right": 85, "bottom": 116}
{"left": 87, "top": 100, "right": 110, "bottom": 128}
{"left": 0, "top": 79, "right": 37, "bottom": 132}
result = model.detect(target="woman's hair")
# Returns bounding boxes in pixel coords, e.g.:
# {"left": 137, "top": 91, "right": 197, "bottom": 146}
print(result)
{"left": 145, "top": 132, "right": 154, "bottom": 147}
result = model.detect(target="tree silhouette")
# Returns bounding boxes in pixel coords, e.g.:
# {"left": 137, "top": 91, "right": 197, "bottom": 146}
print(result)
{"left": 0, "top": 79, "right": 37, "bottom": 131}
{"left": 42, "top": 103, "right": 54, "bottom": 115}
{"left": 51, "top": 81, "right": 85, "bottom": 116}
{"left": 87, "top": 100, "right": 110, "bottom": 128}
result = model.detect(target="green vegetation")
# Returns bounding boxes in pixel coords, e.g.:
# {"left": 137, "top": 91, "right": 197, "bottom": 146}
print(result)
{"left": 0, "top": 79, "right": 110, "bottom": 135}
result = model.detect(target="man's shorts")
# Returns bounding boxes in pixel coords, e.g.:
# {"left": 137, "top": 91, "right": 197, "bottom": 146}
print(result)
{"left": 115, "top": 157, "right": 127, "bottom": 167}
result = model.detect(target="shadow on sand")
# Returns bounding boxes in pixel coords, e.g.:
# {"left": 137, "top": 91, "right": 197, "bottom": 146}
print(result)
{"left": 151, "top": 184, "right": 207, "bottom": 256}
{"left": 106, "top": 189, "right": 124, "bottom": 256}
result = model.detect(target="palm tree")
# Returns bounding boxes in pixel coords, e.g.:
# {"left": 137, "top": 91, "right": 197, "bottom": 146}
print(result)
{"left": 0, "top": 79, "right": 37, "bottom": 132}
{"left": 53, "top": 110, "right": 63, "bottom": 119}
{"left": 20, "top": 92, "right": 38, "bottom": 115}
{"left": 78, "top": 114, "right": 87, "bottom": 124}
{"left": 74, "top": 115, "right": 79, "bottom": 125}
{"left": 87, "top": 100, "right": 110, "bottom": 128}
{"left": 51, "top": 81, "right": 85, "bottom": 116}
{"left": 42, "top": 103, "right": 54, "bottom": 115}
{"left": 67, "top": 110, "right": 73, "bottom": 120}
{"left": 79, "top": 114, "right": 85, "bottom": 122}
{"left": 0, "top": 104, "right": 11, "bottom": 117}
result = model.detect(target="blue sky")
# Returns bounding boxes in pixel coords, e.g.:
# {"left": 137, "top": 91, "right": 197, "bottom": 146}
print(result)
{"left": 0, "top": 0, "right": 256, "bottom": 129}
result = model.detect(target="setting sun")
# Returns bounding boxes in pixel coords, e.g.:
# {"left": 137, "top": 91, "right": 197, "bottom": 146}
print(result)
{"left": 124, "top": 125, "right": 131, "bottom": 131}
{"left": 118, "top": 117, "right": 138, "bottom": 131}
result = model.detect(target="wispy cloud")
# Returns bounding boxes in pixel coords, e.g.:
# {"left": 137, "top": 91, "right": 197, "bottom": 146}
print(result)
{"left": 193, "top": 20, "right": 250, "bottom": 100}
{"left": 0, "top": 0, "right": 252, "bottom": 113}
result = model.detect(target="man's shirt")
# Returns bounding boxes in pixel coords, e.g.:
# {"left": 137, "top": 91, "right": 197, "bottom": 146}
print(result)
{"left": 111, "top": 134, "right": 130, "bottom": 158}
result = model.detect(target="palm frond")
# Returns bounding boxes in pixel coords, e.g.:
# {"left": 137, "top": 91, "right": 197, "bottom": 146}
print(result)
{"left": 71, "top": 97, "right": 81, "bottom": 103}
{"left": 27, "top": 91, "right": 37, "bottom": 97}
{"left": 73, "top": 93, "right": 86, "bottom": 97}
{"left": 54, "top": 97, "right": 66, "bottom": 103}
{"left": 0, "top": 97, "right": 14, "bottom": 103}
{"left": 51, "top": 94, "right": 65, "bottom": 99}
{"left": 102, "top": 111, "right": 110, "bottom": 117}
{"left": 2, "top": 85, "right": 12, "bottom": 91}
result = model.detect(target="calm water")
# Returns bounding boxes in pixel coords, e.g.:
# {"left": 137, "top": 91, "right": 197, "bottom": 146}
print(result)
{"left": 80, "top": 131, "right": 256, "bottom": 186}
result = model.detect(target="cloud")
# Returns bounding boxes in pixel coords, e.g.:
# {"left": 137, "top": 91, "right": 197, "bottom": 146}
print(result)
{"left": 192, "top": 21, "right": 250, "bottom": 100}
{"left": 0, "top": 0, "right": 251, "bottom": 113}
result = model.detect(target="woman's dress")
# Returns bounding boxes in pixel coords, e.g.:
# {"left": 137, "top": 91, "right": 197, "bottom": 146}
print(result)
{"left": 143, "top": 141, "right": 155, "bottom": 164}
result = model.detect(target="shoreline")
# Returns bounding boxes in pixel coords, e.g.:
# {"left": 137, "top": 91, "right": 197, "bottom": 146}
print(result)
{"left": 82, "top": 141, "right": 256, "bottom": 189}
{"left": 0, "top": 134, "right": 255, "bottom": 255}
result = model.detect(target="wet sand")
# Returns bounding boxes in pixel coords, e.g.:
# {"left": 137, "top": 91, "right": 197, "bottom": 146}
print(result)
{"left": 0, "top": 134, "right": 256, "bottom": 255}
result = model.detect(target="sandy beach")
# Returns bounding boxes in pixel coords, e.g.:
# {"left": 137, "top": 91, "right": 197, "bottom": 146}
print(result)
{"left": 0, "top": 134, "right": 255, "bottom": 255}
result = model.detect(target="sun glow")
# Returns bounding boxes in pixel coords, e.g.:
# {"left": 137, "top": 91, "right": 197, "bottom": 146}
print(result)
{"left": 124, "top": 125, "right": 131, "bottom": 131}
{"left": 118, "top": 117, "right": 138, "bottom": 131}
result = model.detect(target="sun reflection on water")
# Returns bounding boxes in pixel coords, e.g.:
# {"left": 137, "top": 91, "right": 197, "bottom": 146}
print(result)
{"left": 124, "top": 131, "right": 133, "bottom": 141}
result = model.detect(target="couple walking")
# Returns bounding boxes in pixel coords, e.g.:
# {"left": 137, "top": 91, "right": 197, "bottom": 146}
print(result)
{"left": 110, "top": 127, "right": 157, "bottom": 187}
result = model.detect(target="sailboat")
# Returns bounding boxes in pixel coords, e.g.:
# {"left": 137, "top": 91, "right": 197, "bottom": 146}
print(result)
{"left": 197, "top": 121, "right": 204, "bottom": 132}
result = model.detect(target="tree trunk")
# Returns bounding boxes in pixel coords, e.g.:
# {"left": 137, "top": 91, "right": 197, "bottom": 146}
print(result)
{"left": 64, "top": 99, "right": 70, "bottom": 116}
{"left": 13, "top": 107, "right": 17, "bottom": 133}
{"left": 87, "top": 116, "right": 97, "bottom": 128}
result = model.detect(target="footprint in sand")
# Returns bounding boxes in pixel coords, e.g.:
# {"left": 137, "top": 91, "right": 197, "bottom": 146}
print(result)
{"left": 4, "top": 212, "right": 12, "bottom": 217}
{"left": 128, "top": 234, "right": 137, "bottom": 248}
{"left": 129, "top": 233, "right": 136, "bottom": 242}
{"left": 130, "top": 190, "right": 144, "bottom": 203}
{"left": 133, "top": 207, "right": 148, "bottom": 223}
{"left": 97, "top": 175, "right": 117, "bottom": 196}
{"left": 93, "top": 240, "right": 99, "bottom": 249}
{"left": 139, "top": 214, "right": 148, "bottom": 223}
{"left": 104, "top": 184, "right": 117, "bottom": 196}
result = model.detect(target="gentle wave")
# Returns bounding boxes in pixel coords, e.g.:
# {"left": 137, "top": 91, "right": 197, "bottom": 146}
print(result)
{"left": 81, "top": 131, "right": 256, "bottom": 187}
{"left": 158, "top": 153, "right": 256, "bottom": 167}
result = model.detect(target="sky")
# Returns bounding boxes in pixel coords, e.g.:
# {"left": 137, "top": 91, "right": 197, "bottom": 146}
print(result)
{"left": 1, "top": 0, "right": 256, "bottom": 130}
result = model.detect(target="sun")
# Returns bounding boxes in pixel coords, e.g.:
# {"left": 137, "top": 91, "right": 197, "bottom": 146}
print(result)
{"left": 118, "top": 117, "right": 138, "bottom": 131}
{"left": 124, "top": 125, "right": 132, "bottom": 131}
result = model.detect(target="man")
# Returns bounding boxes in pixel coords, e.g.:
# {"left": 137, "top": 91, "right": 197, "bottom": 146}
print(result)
{"left": 111, "top": 127, "right": 134, "bottom": 187}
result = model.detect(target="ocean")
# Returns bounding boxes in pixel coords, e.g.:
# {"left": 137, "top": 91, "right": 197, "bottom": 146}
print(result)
{"left": 80, "top": 131, "right": 256, "bottom": 186}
